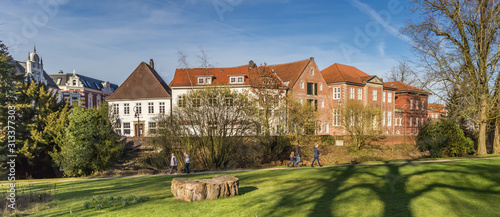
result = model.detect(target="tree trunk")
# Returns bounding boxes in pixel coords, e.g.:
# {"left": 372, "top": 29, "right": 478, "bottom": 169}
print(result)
{"left": 478, "top": 100, "right": 488, "bottom": 155}
{"left": 171, "top": 175, "right": 239, "bottom": 202}
{"left": 494, "top": 117, "right": 500, "bottom": 154}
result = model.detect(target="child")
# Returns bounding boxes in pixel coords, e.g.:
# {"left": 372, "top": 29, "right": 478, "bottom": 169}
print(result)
{"left": 287, "top": 151, "right": 295, "bottom": 167}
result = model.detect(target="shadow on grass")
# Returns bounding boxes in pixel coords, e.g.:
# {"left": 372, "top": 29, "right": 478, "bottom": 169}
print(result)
{"left": 239, "top": 186, "right": 258, "bottom": 196}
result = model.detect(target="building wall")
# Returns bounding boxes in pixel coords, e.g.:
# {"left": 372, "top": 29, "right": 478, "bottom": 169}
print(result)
{"left": 107, "top": 99, "right": 172, "bottom": 137}
{"left": 394, "top": 92, "right": 429, "bottom": 135}
{"left": 290, "top": 61, "right": 332, "bottom": 135}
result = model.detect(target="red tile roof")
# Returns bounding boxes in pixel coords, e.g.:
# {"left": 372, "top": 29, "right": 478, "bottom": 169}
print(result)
{"left": 107, "top": 62, "right": 171, "bottom": 100}
{"left": 383, "top": 81, "right": 431, "bottom": 95}
{"left": 170, "top": 59, "right": 311, "bottom": 88}
{"left": 320, "top": 63, "right": 371, "bottom": 85}
{"left": 428, "top": 103, "right": 446, "bottom": 113}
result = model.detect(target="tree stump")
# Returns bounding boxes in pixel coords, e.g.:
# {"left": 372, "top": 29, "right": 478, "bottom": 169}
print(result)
{"left": 171, "top": 175, "right": 239, "bottom": 202}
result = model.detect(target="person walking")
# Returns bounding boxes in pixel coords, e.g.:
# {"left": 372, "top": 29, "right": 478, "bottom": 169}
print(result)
{"left": 311, "top": 143, "right": 323, "bottom": 167}
{"left": 294, "top": 142, "right": 302, "bottom": 167}
{"left": 184, "top": 152, "right": 190, "bottom": 173}
{"left": 168, "top": 153, "right": 178, "bottom": 175}
{"left": 287, "top": 151, "right": 295, "bottom": 167}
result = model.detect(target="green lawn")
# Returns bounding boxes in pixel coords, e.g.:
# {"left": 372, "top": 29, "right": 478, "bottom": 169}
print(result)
{"left": 3, "top": 158, "right": 500, "bottom": 216}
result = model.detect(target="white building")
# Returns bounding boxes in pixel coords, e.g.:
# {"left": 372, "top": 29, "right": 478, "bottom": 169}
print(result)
{"left": 106, "top": 60, "right": 172, "bottom": 137}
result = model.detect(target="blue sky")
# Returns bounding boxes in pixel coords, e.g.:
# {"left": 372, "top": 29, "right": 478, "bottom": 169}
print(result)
{"left": 0, "top": 0, "right": 416, "bottom": 86}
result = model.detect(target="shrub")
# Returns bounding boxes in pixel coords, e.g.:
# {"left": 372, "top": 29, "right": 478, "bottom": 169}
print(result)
{"left": 416, "top": 119, "right": 475, "bottom": 157}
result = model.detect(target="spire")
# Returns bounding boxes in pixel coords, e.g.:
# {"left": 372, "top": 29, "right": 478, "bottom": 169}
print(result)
{"left": 73, "top": 69, "right": 76, "bottom": 76}
{"left": 34, "top": 44, "right": 36, "bottom": 53}
{"left": 41, "top": 56, "right": 43, "bottom": 65}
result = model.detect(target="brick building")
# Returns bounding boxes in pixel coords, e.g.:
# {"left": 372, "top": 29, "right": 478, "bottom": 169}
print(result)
{"left": 320, "top": 63, "right": 397, "bottom": 135}
{"left": 427, "top": 103, "right": 447, "bottom": 122}
{"left": 384, "top": 81, "right": 430, "bottom": 135}
{"left": 49, "top": 70, "right": 118, "bottom": 108}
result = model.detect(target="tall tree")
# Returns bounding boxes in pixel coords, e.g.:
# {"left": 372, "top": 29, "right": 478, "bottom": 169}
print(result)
{"left": 404, "top": 0, "right": 500, "bottom": 155}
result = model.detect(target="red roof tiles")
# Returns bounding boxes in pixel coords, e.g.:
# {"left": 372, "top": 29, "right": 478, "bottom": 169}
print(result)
{"left": 320, "top": 63, "right": 371, "bottom": 84}
{"left": 384, "top": 81, "right": 430, "bottom": 95}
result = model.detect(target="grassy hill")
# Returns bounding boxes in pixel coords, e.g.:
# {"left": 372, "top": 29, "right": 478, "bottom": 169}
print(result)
{"left": 2, "top": 158, "right": 500, "bottom": 216}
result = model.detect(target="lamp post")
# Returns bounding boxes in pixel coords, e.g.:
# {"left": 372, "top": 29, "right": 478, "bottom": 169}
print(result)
{"left": 133, "top": 105, "right": 141, "bottom": 137}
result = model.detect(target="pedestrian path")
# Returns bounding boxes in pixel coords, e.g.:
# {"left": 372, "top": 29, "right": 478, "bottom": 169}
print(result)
{"left": 10, "top": 156, "right": 500, "bottom": 184}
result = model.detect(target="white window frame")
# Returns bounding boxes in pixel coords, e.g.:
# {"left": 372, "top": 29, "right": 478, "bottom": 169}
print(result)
{"left": 230, "top": 77, "right": 236, "bottom": 84}
{"left": 310, "top": 67, "right": 314, "bottom": 76}
{"left": 372, "top": 89, "right": 377, "bottom": 101}
{"left": 148, "top": 102, "right": 154, "bottom": 114}
{"left": 123, "top": 122, "right": 131, "bottom": 135}
{"left": 324, "top": 123, "right": 329, "bottom": 133}
{"left": 88, "top": 93, "right": 93, "bottom": 109}
{"left": 333, "top": 87, "right": 341, "bottom": 99}
{"left": 410, "top": 99, "right": 413, "bottom": 109}
{"left": 333, "top": 109, "right": 341, "bottom": 126}
{"left": 319, "top": 83, "right": 323, "bottom": 91}
{"left": 301, "top": 81, "right": 304, "bottom": 89}
{"left": 357, "top": 88, "right": 362, "bottom": 100}
{"left": 299, "top": 98, "right": 303, "bottom": 104}
{"left": 198, "top": 77, "right": 204, "bottom": 84}
{"left": 387, "top": 111, "right": 392, "bottom": 126}
{"left": 124, "top": 103, "right": 130, "bottom": 115}
{"left": 416, "top": 100, "right": 419, "bottom": 110}
{"left": 237, "top": 76, "right": 244, "bottom": 83}
{"left": 388, "top": 92, "right": 392, "bottom": 103}
{"left": 321, "top": 100, "right": 324, "bottom": 108}
{"left": 159, "top": 102, "right": 165, "bottom": 114}
{"left": 113, "top": 103, "right": 119, "bottom": 114}
{"left": 382, "top": 91, "right": 386, "bottom": 103}
{"left": 382, "top": 111, "right": 386, "bottom": 126}
{"left": 350, "top": 87, "right": 355, "bottom": 99}
{"left": 136, "top": 103, "right": 142, "bottom": 114}
{"left": 410, "top": 117, "right": 413, "bottom": 127}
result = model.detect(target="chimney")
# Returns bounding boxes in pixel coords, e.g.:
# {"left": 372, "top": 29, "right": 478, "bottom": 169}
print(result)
{"left": 150, "top": 59, "right": 154, "bottom": 69}
{"left": 249, "top": 60, "right": 256, "bottom": 69}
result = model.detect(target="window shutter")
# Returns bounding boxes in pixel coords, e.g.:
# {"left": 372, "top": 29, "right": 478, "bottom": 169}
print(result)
{"left": 314, "top": 83, "right": 318, "bottom": 95}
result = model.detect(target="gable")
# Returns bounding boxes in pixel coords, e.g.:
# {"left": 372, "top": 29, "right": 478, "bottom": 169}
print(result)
{"left": 107, "top": 62, "right": 171, "bottom": 101}
{"left": 366, "top": 76, "right": 383, "bottom": 85}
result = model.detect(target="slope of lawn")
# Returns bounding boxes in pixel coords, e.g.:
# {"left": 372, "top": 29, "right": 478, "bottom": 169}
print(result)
{"left": 4, "top": 158, "right": 500, "bottom": 216}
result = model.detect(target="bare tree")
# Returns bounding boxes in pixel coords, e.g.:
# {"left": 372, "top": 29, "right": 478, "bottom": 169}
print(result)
{"left": 404, "top": 0, "right": 500, "bottom": 155}
{"left": 339, "top": 99, "right": 384, "bottom": 150}
{"left": 155, "top": 86, "right": 258, "bottom": 170}
{"left": 387, "top": 60, "right": 417, "bottom": 86}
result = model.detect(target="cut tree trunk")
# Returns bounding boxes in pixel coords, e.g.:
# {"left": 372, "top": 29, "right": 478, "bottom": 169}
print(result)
{"left": 171, "top": 175, "right": 239, "bottom": 202}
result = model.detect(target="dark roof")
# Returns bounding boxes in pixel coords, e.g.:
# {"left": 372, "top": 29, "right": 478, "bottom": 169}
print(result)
{"left": 107, "top": 62, "right": 171, "bottom": 100}
{"left": 48, "top": 72, "right": 118, "bottom": 91}
{"left": 383, "top": 81, "right": 431, "bottom": 95}
{"left": 12, "top": 61, "right": 59, "bottom": 89}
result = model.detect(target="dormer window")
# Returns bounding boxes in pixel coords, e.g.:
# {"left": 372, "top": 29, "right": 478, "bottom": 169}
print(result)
{"left": 73, "top": 80, "right": 76, "bottom": 86}
{"left": 197, "top": 77, "right": 212, "bottom": 85}
{"left": 229, "top": 76, "right": 244, "bottom": 84}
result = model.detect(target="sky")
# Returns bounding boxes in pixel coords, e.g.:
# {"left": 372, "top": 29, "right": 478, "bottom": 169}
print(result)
{"left": 0, "top": 0, "right": 417, "bottom": 87}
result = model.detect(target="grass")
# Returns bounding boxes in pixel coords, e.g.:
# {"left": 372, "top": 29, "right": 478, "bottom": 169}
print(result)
{"left": 2, "top": 158, "right": 500, "bottom": 216}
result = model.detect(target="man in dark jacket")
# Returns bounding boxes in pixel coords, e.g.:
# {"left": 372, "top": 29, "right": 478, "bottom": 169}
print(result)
{"left": 311, "top": 143, "right": 323, "bottom": 167}
{"left": 294, "top": 142, "right": 302, "bottom": 167}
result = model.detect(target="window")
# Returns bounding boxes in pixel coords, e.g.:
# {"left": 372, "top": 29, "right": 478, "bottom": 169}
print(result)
{"left": 382, "top": 92, "right": 386, "bottom": 103}
{"left": 307, "top": 83, "right": 317, "bottom": 95}
{"left": 333, "top": 109, "right": 341, "bottom": 126}
{"left": 198, "top": 78, "right": 204, "bottom": 84}
{"left": 192, "top": 98, "right": 201, "bottom": 107}
{"left": 225, "top": 95, "right": 233, "bottom": 106}
{"left": 88, "top": 95, "right": 93, "bottom": 108}
{"left": 124, "top": 103, "right": 130, "bottom": 114}
{"left": 159, "top": 102, "right": 165, "bottom": 113}
{"left": 73, "top": 80, "right": 76, "bottom": 86}
{"left": 230, "top": 77, "right": 236, "bottom": 84}
{"left": 178, "top": 95, "right": 186, "bottom": 107}
{"left": 307, "top": 99, "right": 318, "bottom": 111}
{"left": 318, "top": 123, "right": 323, "bottom": 133}
{"left": 388, "top": 92, "right": 392, "bottom": 103}
{"left": 136, "top": 103, "right": 142, "bottom": 114}
{"left": 71, "top": 96, "right": 79, "bottom": 107}
{"left": 310, "top": 67, "right": 314, "bottom": 76}
{"left": 416, "top": 100, "right": 419, "bottom": 110}
{"left": 382, "top": 111, "right": 386, "bottom": 126}
{"left": 372, "top": 89, "right": 377, "bottom": 101}
{"left": 148, "top": 122, "right": 157, "bottom": 134}
{"left": 350, "top": 87, "right": 355, "bottom": 99}
{"left": 148, "top": 102, "right": 154, "bottom": 114}
{"left": 357, "top": 88, "right": 362, "bottom": 100}
{"left": 387, "top": 111, "right": 392, "bottom": 126}
{"left": 301, "top": 81, "right": 304, "bottom": 89}
{"left": 410, "top": 99, "right": 413, "bottom": 109}
{"left": 324, "top": 123, "right": 329, "bottom": 133}
{"left": 123, "top": 122, "right": 131, "bottom": 135}
{"left": 422, "top": 101, "right": 425, "bottom": 110}
{"left": 400, "top": 118, "right": 403, "bottom": 126}
{"left": 237, "top": 76, "right": 243, "bottom": 83}
{"left": 113, "top": 103, "right": 119, "bottom": 114}
{"left": 333, "top": 87, "right": 341, "bottom": 99}
{"left": 299, "top": 98, "right": 303, "bottom": 104}
{"left": 416, "top": 118, "right": 419, "bottom": 127}
{"left": 321, "top": 100, "right": 324, "bottom": 108}
{"left": 206, "top": 77, "right": 211, "bottom": 84}
{"left": 319, "top": 83, "right": 323, "bottom": 91}
{"left": 56, "top": 78, "right": 61, "bottom": 85}
{"left": 410, "top": 117, "right": 413, "bottom": 127}
{"left": 96, "top": 95, "right": 101, "bottom": 106}
{"left": 230, "top": 76, "right": 244, "bottom": 84}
